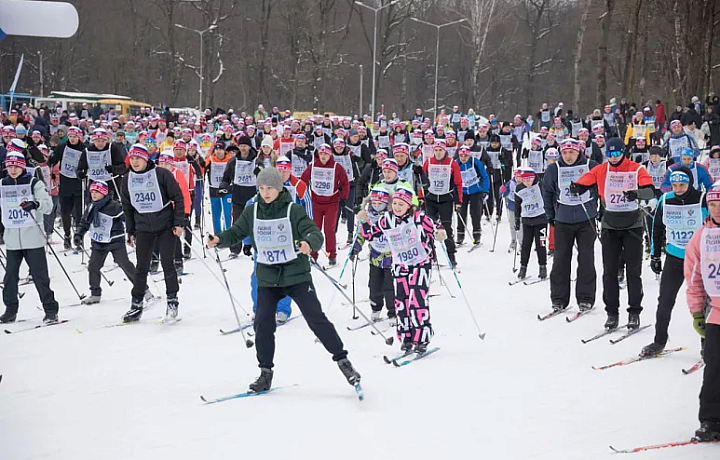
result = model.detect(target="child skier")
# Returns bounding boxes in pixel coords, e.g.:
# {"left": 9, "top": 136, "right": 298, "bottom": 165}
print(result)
{"left": 514, "top": 167, "right": 548, "bottom": 280}
{"left": 500, "top": 169, "right": 522, "bottom": 253}
{"left": 207, "top": 167, "right": 361, "bottom": 393}
{"left": 120, "top": 144, "right": 185, "bottom": 322}
{"left": 74, "top": 180, "right": 152, "bottom": 305}
{"left": 0, "top": 148, "right": 60, "bottom": 324}
{"left": 351, "top": 185, "right": 396, "bottom": 325}
{"left": 359, "top": 184, "right": 446, "bottom": 353}
{"left": 205, "top": 143, "right": 233, "bottom": 234}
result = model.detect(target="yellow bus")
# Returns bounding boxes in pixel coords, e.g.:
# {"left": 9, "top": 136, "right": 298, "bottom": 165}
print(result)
{"left": 97, "top": 99, "right": 152, "bottom": 118}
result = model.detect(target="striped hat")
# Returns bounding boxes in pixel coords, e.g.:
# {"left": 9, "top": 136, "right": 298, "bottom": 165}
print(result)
{"left": 375, "top": 149, "right": 388, "bottom": 159}
{"left": 173, "top": 139, "right": 188, "bottom": 151}
{"left": 332, "top": 137, "right": 345, "bottom": 146}
{"left": 434, "top": 139, "right": 447, "bottom": 151}
{"left": 392, "top": 143, "right": 409, "bottom": 155}
{"left": 392, "top": 184, "right": 415, "bottom": 206}
{"left": 707, "top": 184, "right": 720, "bottom": 203}
{"left": 458, "top": 145, "right": 472, "bottom": 156}
{"left": 559, "top": 138, "right": 580, "bottom": 152}
{"left": 275, "top": 156, "right": 292, "bottom": 171}
{"left": 382, "top": 158, "right": 398, "bottom": 172}
{"left": 68, "top": 126, "right": 83, "bottom": 138}
{"left": 519, "top": 167, "right": 535, "bottom": 180}
{"left": 128, "top": 143, "right": 149, "bottom": 161}
{"left": 369, "top": 185, "right": 390, "bottom": 204}
{"left": 91, "top": 128, "right": 108, "bottom": 141}
{"left": 89, "top": 180, "right": 109, "bottom": 196}
{"left": 317, "top": 143, "right": 332, "bottom": 155}
{"left": 5, "top": 151, "right": 26, "bottom": 169}
{"left": 6, "top": 138, "right": 26, "bottom": 155}
{"left": 545, "top": 147, "right": 559, "bottom": 160}
{"left": 158, "top": 150, "right": 175, "bottom": 163}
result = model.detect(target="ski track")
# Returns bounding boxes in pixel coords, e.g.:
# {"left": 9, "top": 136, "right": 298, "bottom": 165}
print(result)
{"left": 0, "top": 217, "right": 715, "bottom": 460}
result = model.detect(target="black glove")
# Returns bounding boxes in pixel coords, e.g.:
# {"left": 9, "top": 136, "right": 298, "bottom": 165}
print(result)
{"left": 568, "top": 181, "right": 585, "bottom": 195}
{"left": 243, "top": 244, "right": 253, "bottom": 256}
{"left": 20, "top": 201, "right": 39, "bottom": 212}
{"left": 353, "top": 204, "right": 362, "bottom": 214}
{"left": 514, "top": 221, "right": 520, "bottom": 232}
{"left": 105, "top": 164, "right": 114, "bottom": 173}
{"left": 349, "top": 249, "right": 358, "bottom": 261}
{"left": 623, "top": 190, "right": 638, "bottom": 202}
{"left": 650, "top": 257, "right": 662, "bottom": 275}
{"left": 218, "top": 188, "right": 229, "bottom": 195}
{"left": 413, "top": 164, "right": 424, "bottom": 175}
{"left": 339, "top": 199, "right": 347, "bottom": 210}
{"left": 73, "top": 234, "right": 83, "bottom": 248}
{"left": 253, "top": 166, "right": 262, "bottom": 175}
{"left": 548, "top": 218, "right": 555, "bottom": 227}
{"left": 76, "top": 170, "right": 86, "bottom": 180}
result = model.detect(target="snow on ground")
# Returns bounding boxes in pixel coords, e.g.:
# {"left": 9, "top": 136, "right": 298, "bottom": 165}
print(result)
{"left": 1, "top": 213, "right": 718, "bottom": 460}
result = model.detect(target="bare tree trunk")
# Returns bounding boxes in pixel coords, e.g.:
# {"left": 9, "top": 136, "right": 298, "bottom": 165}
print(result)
{"left": 596, "top": 0, "right": 615, "bottom": 108}
{"left": 700, "top": 0, "right": 714, "bottom": 96}
{"left": 672, "top": 0, "right": 685, "bottom": 101}
{"left": 573, "top": 0, "right": 591, "bottom": 113}
{"left": 257, "top": 0, "right": 273, "bottom": 102}
{"left": 470, "top": 0, "right": 497, "bottom": 110}
{"left": 637, "top": 10, "right": 649, "bottom": 103}
{"left": 621, "top": 0, "right": 643, "bottom": 99}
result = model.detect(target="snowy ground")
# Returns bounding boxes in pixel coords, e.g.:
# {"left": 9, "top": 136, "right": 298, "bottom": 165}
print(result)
{"left": 1, "top": 211, "right": 718, "bottom": 460}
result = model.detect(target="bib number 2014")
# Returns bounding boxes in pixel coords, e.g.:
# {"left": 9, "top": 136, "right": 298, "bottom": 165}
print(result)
{"left": 8, "top": 209, "right": 29, "bottom": 220}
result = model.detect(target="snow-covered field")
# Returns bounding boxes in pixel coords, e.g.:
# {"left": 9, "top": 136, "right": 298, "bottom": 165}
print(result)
{"left": 1, "top": 213, "right": 717, "bottom": 460}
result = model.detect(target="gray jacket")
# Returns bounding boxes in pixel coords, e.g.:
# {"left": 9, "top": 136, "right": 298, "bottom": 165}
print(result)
{"left": 2, "top": 175, "right": 53, "bottom": 250}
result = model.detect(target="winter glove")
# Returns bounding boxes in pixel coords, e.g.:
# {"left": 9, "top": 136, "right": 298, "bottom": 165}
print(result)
{"left": 126, "top": 234, "right": 135, "bottom": 247}
{"left": 339, "top": 199, "right": 347, "bottom": 210}
{"left": 218, "top": 188, "right": 229, "bottom": 195}
{"left": 650, "top": 257, "right": 662, "bottom": 275}
{"left": 73, "top": 234, "right": 83, "bottom": 248}
{"left": 418, "top": 198, "right": 425, "bottom": 207}
{"left": 568, "top": 181, "right": 586, "bottom": 195}
{"left": 413, "top": 164, "right": 424, "bottom": 175}
{"left": 623, "top": 190, "right": 638, "bottom": 202}
{"left": 20, "top": 201, "right": 39, "bottom": 212}
{"left": 349, "top": 248, "right": 358, "bottom": 261}
{"left": 243, "top": 244, "right": 253, "bottom": 257}
{"left": 455, "top": 203, "right": 462, "bottom": 211}
{"left": 353, "top": 204, "right": 362, "bottom": 214}
{"left": 105, "top": 164, "right": 114, "bottom": 173}
{"left": 514, "top": 220, "right": 520, "bottom": 231}
{"left": 76, "top": 169, "right": 87, "bottom": 180}
{"left": 356, "top": 210, "right": 368, "bottom": 222}
{"left": 499, "top": 184, "right": 507, "bottom": 195}
{"left": 547, "top": 218, "right": 555, "bottom": 227}
{"left": 435, "top": 228, "right": 448, "bottom": 241}
{"left": 693, "top": 311, "right": 706, "bottom": 338}
{"left": 253, "top": 166, "right": 262, "bottom": 176}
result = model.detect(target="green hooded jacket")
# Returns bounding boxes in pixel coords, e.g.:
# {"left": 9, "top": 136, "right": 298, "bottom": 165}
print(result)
{"left": 217, "top": 188, "right": 323, "bottom": 287}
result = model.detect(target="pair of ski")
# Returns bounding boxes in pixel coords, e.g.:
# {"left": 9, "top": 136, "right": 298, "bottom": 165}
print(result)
{"left": 200, "top": 380, "right": 365, "bottom": 404}
{"left": 382, "top": 347, "right": 440, "bottom": 367}
{"left": 457, "top": 241, "right": 482, "bottom": 253}
{"left": 509, "top": 277, "right": 547, "bottom": 287}
{"left": 592, "top": 346, "right": 686, "bottom": 370}
{"left": 4, "top": 319, "right": 69, "bottom": 334}
{"left": 581, "top": 324, "right": 650, "bottom": 344}
{"left": 609, "top": 438, "right": 720, "bottom": 454}
{"left": 218, "top": 316, "right": 298, "bottom": 336}
{"left": 537, "top": 305, "right": 592, "bottom": 322}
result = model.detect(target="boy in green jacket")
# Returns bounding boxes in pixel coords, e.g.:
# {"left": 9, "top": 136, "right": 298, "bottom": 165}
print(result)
{"left": 207, "top": 167, "right": 361, "bottom": 392}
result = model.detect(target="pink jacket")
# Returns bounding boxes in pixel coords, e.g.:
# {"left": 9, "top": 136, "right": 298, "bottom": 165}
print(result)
{"left": 684, "top": 218, "right": 720, "bottom": 325}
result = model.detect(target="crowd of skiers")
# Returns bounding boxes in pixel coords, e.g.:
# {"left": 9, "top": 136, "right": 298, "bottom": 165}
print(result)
{"left": 1, "top": 95, "right": 719, "bottom": 441}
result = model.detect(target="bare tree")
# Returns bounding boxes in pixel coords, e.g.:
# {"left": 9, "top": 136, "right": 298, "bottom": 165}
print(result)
{"left": 573, "top": 0, "right": 591, "bottom": 112}
{"left": 596, "top": 0, "right": 615, "bottom": 107}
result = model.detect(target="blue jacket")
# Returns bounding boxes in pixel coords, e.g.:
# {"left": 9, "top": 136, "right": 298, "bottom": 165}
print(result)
{"left": 651, "top": 188, "right": 708, "bottom": 260}
{"left": 661, "top": 162, "right": 713, "bottom": 193}
{"left": 542, "top": 157, "right": 600, "bottom": 224}
{"left": 662, "top": 133, "right": 699, "bottom": 161}
{"left": 455, "top": 157, "right": 490, "bottom": 196}
{"left": 500, "top": 179, "right": 517, "bottom": 212}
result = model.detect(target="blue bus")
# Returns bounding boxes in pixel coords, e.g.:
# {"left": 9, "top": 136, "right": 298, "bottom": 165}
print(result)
{"left": 1, "top": 93, "right": 34, "bottom": 112}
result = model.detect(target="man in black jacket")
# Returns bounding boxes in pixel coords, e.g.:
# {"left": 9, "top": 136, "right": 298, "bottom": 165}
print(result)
{"left": 219, "top": 135, "right": 258, "bottom": 257}
{"left": 49, "top": 125, "right": 85, "bottom": 249}
{"left": 77, "top": 128, "right": 127, "bottom": 200}
{"left": 120, "top": 144, "right": 185, "bottom": 323}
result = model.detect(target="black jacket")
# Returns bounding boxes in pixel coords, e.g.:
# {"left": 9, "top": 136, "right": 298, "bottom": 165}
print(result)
{"left": 49, "top": 140, "right": 86, "bottom": 196}
{"left": 76, "top": 196, "right": 127, "bottom": 250}
{"left": 355, "top": 162, "right": 383, "bottom": 205}
{"left": 120, "top": 162, "right": 185, "bottom": 235}
{"left": 78, "top": 143, "right": 127, "bottom": 195}
{"left": 219, "top": 149, "right": 259, "bottom": 205}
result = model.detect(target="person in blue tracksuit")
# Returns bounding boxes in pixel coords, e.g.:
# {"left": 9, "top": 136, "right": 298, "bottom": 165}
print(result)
{"left": 246, "top": 161, "right": 314, "bottom": 324}
{"left": 641, "top": 166, "right": 708, "bottom": 357}
{"left": 455, "top": 145, "right": 490, "bottom": 245}
{"left": 661, "top": 147, "right": 713, "bottom": 193}
{"left": 205, "top": 143, "right": 234, "bottom": 234}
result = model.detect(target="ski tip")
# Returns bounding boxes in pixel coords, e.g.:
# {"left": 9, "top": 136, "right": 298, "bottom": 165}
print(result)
{"left": 392, "top": 360, "right": 402, "bottom": 367}
{"left": 200, "top": 395, "right": 208, "bottom": 403}
{"left": 384, "top": 337, "right": 394, "bottom": 346}
{"left": 3, "top": 329, "right": 12, "bottom": 335}
{"left": 536, "top": 314, "right": 544, "bottom": 321}
{"left": 591, "top": 366, "right": 600, "bottom": 371}
{"left": 478, "top": 333, "right": 486, "bottom": 340}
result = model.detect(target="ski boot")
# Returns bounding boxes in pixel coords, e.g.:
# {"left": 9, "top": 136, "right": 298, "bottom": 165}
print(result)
{"left": 517, "top": 265, "right": 528, "bottom": 279}
{"left": 456, "top": 235, "right": 465, "bottom": 246}
{"left": 143, "top": 289, "right": 155, "bottom": 303}
{"left": 695, "top": 421, "right": 720, "bottom": 442}
{"left": 0, "top": 310, "right": 17, "bottom": 323}
{"left": 346, "top": 234, "right": 353, "bottom": 246}
{"left": 249, "top": 368, "right": 274, "bottom": 393}
{"left": 123, "top": 297, "right": 144, "bottom": 323}
{"left": 166, "top": 295, "right": 179, "bottom": 319}
{"left": 628, "top": 313, "right": 640, "bottom": 330}
{"left": 183, "top": 247, "right": 192, "bottom": 260}
{"left": 63, "top": 235, "right": 71, "bottom": 250}
{"left": 228, "top": 251, "right": 240, "bottom": 260}
{"left": 337, "top": 358, "right": 361, "bottom": 385}
{"left": 328, "top": 257, "right": 337, "bottom": 266}
{"left": 275, "top": 312, "right": 289, "bottom": 324}
{"left": 371, "top": 310, "right": 382, "bottom": 322}
{"left": 43, "top": 311, "right": 59, "bottom": 324}
{"left": 578, "top": 302, "right": 593, "bottom": 312}
{"left": 81, "top": 295, "right": 102, "bottom": 305}
{"left": 604, "top": 314, "right": 619, "bottom": 330}
{"left": 640, "top": 342, "right": 665, "bottom": 358}
{"left": 538, "top": 265, "right": 547, "bottom": 279}
{"left": 551, "top": 302, "right": 567, "bottom": 312}
{"left": 400, "top": 341, "right": 413, "bottom": 352}
{"left": 414, "top": 342, "right": 428, "bottom": 354}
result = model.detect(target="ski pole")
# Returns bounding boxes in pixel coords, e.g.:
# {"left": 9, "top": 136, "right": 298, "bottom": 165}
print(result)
{"left": 310, "top": 259, "right": 393, "bottom": 345}
{"left": 455, "top": 210, "right": 476, "bottom": 245}
{"left": 439, "top": 239, "right": 486, "bottom": 340}
{"left": 180, "top": 235, "right": 250, "bottom": 315}
{"left": 78, "top": 247, "right": 115, "bottom": 287}
{"left": 213, "top": 247, "right": 253, "bottom": 348}
{"left": 29, "top": 213, "right": 86, "bottom": 300}
{"left": 579, "top": 199, "right": 603, "bottom": 243}
{"left": 483, "top": 198, "right": 500, "bottom": 252}
{"left": 338, "top": 220, "right": 363, "bottom": 280}
{"left": 512, "top": 238, "right": 519, "bottom": 273}
{"left": 351, "top": 255, "right": 358, "bottom": 320}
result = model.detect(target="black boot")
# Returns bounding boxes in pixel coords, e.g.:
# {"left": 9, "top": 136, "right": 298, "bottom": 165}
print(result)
{"left": 401, "top": 341, "right": 413, "bottom": 352}
{"left": 337, "top": 358, "right": 361, "bottom": 385}
{"left": 604, "top": 314, "right": 619, "bottom": 330}
{"left": 122, "top": 297, "right": 144, "bottom": 323}
{"left": 551, "top": 302, "right": 567, "bottom": 312}
{"left": 63, "top": 235, "right": 71, "bottom": 250}
{"left": 249, "top": 368, "right": 274, "bottom": 393}
{"left": 166, "top": 295, "right": 179, "bottom": 319}
{"left": 628, "top": 313, "right": 640, "bottom": 330}
{"left": 695, "top": 421, "right": 720, "bottom": 442}
{"left": 414, "top": 342, "right": 428, "bottom": 354}
{"left": 578, "top": 302, "right": 593, "bottom": 312}
{"left": 538, "top": 265, "right": 547, "bottom": 279}
{"left": 0, "top": 309, "right": 17, "bottom": 323}
{"left": 640, "top": 342, "right": 665, "bottom": 357}
{"left": 518, "top": 265, "right": 528, "bottom": 279}
{"left": 43, "top": 311, "right": 59, "bottom": 324}
{"left": 328, "top": 257, "right": 337, "bottom": 266}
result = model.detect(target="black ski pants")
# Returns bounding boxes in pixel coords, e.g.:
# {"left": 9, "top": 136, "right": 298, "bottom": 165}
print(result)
{"left": 60, "top": 194, "right": 82, "bottom": 237}
{"left": 700, "top": 323, "right": 720, "bottom": 424}
{"left": 457, "top": 192, "right": 483, "bottom": 243}
{"left": 653, "top": 254, "right": 685, "bottom": 346}
{"left": 602, "top": 227, "right": 644, "bottom": 316}
{"left": 425, "top": 199, "right": 456, "bottom": 255}
{"left": 3, "top": 248, "right": 59, "bottom": 315}
{"left": 485, "top": 171, "right": 503, "bottom": 218}
{"left": 520, "top": 223, "right": 547, "bottom": 267}
{"left": 255, "top": 281, "right": 347, "bottom": 369}
{"left": 133, "top": 228, "right": 179, "bottom": 299}
{"left": 550, "top": 220, "right": 596, "bottom": 308}
{"left": 88, "top": 245, "right": 140, "bottom": 297}
{"left": 369, "top": 264, "right": 395, "bottom": 317}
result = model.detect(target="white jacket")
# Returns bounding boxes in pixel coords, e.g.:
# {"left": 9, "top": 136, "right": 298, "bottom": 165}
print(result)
{"left": 2, "top": 176, "right": 53, "bottom": 250}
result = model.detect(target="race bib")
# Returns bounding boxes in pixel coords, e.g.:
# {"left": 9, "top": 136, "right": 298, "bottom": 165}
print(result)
{"left": 427, "top": 164, "right": 451, "bottom": 195}
{"left": 557, "top": 163, "right": 592, "bottom": 206}
{"left": 701, "top": 227, "right": 720, "bottom": 297}
{"left": 517, "top": 184, "right": 544, "bottom": 218}
{"left": 0, "top": 183, "right": 34, "bottom": 228}
{"left": 311, "top": 166, "right": 335, "bottom": 197}
{"left": 663, "top": 201, "right": 702, "bottom": 249}
{"left": 604, "top": 169, "right": 639, "bottom": 212}
{"left": 253, "top": 204, "right": 298, "bottom": 265}
{"left": 87, "top": 148, "right": 112, "bottom": 181}
{"left": 528, "top": 150, "right": 544, "bottom": 173}
{"left": 209, "top": 161, "right": 227, "bottom": 189}
{"left": 334, "top": 154, "right": 354, "bottom": 182}
{"left": 234, "top": 160, "right": 256, "bottom": 187}
{"left": 128, "top": 168, "right": 163, "bottom": 214}
{"left": 385, "top": 220, "right": 427, "bottom": 267}
{"left": 89, "top": 212, "right": 113, "bottom": 243}
{"left": 646, "top": 161, "right": 667, "bottom": 189}
{"left": 60, "top": 145, "right": 82, "bottom": 179}
{"left": 460, "top": 165, "right": 479, "bottom": 189}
